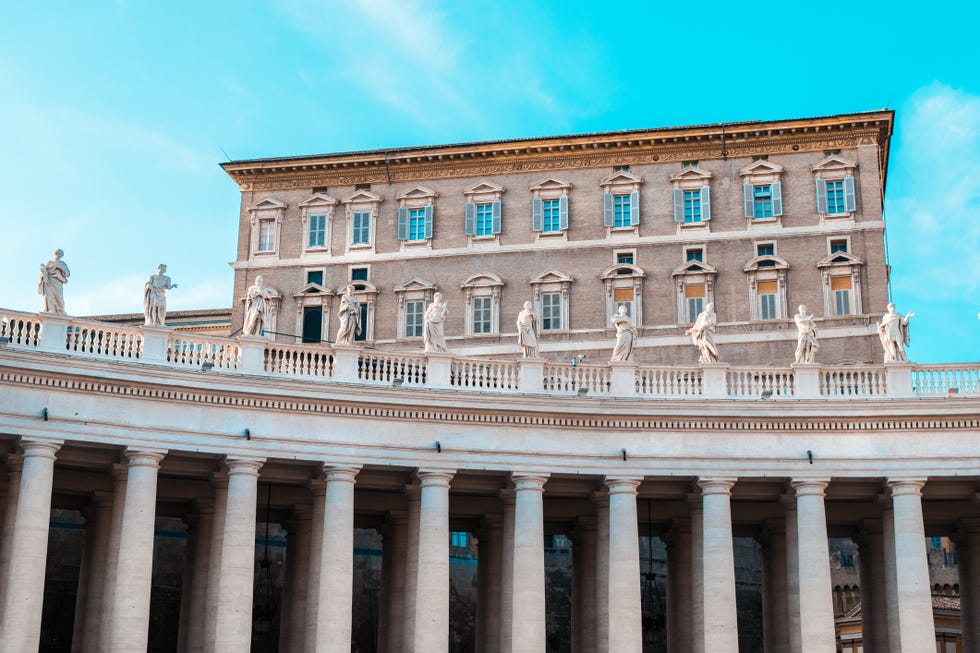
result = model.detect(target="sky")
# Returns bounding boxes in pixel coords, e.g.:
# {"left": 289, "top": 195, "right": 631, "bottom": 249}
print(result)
{"left": 2, "top": 1, "right": 979, "bottom": 362}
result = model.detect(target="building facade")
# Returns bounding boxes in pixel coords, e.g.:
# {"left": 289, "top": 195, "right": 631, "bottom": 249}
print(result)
{"left": 222, "top": 111, "right": 893, "bottom": 364}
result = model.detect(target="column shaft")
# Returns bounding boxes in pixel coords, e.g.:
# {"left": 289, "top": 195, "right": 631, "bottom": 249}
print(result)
{"left": 573, "top": 517, "right": 597, "bottom": 653}
{"left": 282, "top": 506, "right": 312, "bottom": 653}
{"left": 499, "top": 489, "right": 516, "bottom": 653}
{"left": 887, "top": 479, "right": 936, "bottom": 652}
{"left": 413, "top": 470, "right": 454, "bottom": 653}
{"left": 98, "top": 464, "right": 129, "bottom": 653}
{"left": 784, "top": 501, "right": 802, "bottom": 653}
{"left": 790, "top": 480, "right": 836, "bottom": 653}
{"left": 180, "top": 501, "right": 215, "bottom": 653}
{"left": 77, "top": 492, "right": 114, "bottom": 653}
{"left": 203, "top": 474, "right": 229, "bottom": 653}
{"left": 0, "top": 453, "right": 23, "bottom": 627}
{"left": 0, "top": 441, "right": 60, "bottom": 652}
{"left": 479, "top": 514, "right": 502, "bottom": 653}
{"left": 761, "top": 522, "right": 788, "bottom": 653}
{"left": 304, "top": 479, "right": 326, "bottom": 653}
{"left": 511, "top": 474, "right": 549, "bottom": 653}
{"left": 313, "top": 465, "right": 360, "bottom": 652}
{"left": 403, "top": 485, "right": 421, "bottom": 653}
{"left": 594, "top": 492, "right": 609, "bottom": 653}
{"left": 689, "top": 498, "right": 704, "bottom": 653}
{"left": 213, "top": 458, "right": 264, "bottom": 653}
{"left": 698, "top": 478, "right": 739, "bottom": 652}
{"left": 605, "top": 478, "right": 642, "bottom": 653}
{"left": 857, "top": 521, "right": 889, "bottom": 653}
{"left": 881, "top": 507, "right": 900, "bottom": 650}
{"left": 667, "top": 518, "right": 693, "bottom": 653}
{"left": 384, "top": 511, "right": 409, "bottom": 653}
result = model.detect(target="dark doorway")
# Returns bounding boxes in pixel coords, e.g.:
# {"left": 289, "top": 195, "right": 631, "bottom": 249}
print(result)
{"left": 302, "top": 306, "right": 322, "bottom": 343}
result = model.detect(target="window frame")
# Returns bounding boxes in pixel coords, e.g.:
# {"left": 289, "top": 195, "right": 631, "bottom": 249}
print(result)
{"left": 817, "top": 251, "right": 864, "bottom": 317}
{"left": 396, "top": 185, "right": 437, "bottom": 249}
{"left": 248, "top": 197, "right": 286, "bottom": 259}
{"left": 394, "top": 278, "right": 437, "bottom": 342}
{"left": 600, "top": 170, "right": 643, "bottom": 235}
{"left": 461, "top": 273, "right": 503, "bottom": 336}
{"left": 530, "top": 269, "right": 573, "bottom": 334}
{"left": 299, "top": 193, "right": 338, "bottom": 256}
{"left": 529, "top": 177, "right": 572, "bottom": 241}
{"left": 342, "top": 189, "right": 382, "bottom": 254}
{"left": 669, "top": 166, "right": 713, "bottom": 232}
{"left": 672, "top": 255, "right": 717, "bottom": 325}
{"left": 739, "top": 159, "right": 785, "bottom": 226}
{"left": 811, "top": 154, "right": 858, "bottom": 220}
{"left": 463, "top": 181, "right": 505, "bottom": 245}
{"left": 601, "top": 264, "right": 645, "bottom": 328}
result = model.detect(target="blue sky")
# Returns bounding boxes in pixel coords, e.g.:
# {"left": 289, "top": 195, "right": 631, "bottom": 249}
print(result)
{"left": 3, "top": 1, "right": 979, "bottom": 362}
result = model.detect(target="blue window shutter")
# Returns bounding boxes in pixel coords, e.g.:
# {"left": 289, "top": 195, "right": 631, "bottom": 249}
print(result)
{"left": 673, "top": 188, "right": 684, "bottom": 222}
{"left": 397, "top": 207, "right": 408, "bottom": 240}
{"left": 630, "top": 190, "right": 640, "bottom": 226}
{"left": 464, "top": 201, "right": 476, "bottom": 236}
{"left": 815, "top": 179, "right": 828, "bottom": 214}
{"left": 491, "top": 200, "right": 502, "bottom": 234}
{"left": 843, "top": 176, "right": 856, "bottom": 212}
{"left": 701, "top": 186, "right": 711, "bottom": 221}
{"left": 772, "top": 181, "right": 783, "bottom": 216}
{"left": 603, "top": 192, "right": 614, "bottom": 227}
{"left": 743, "top": 184, "right": 754, "bottom": 218}
{"left": 558, "top": 195, "right": 569, "bottom": 230}
{"left": 424, "top": 205, "right": 433, "bottom": 239}
{"left": 531, "top": 198, "right": 543, "bottom": 231}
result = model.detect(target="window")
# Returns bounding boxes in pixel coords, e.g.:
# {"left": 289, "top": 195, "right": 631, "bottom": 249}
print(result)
{"left": 740, "top": 160, "right": 785, "bottom": 221}
{"left": 670, "top": 167, "right": 713, "bottom": 227}
{"left": 451, "top": 532, "right": 468, "bottom": 548}
{"left": 831, "top": 276, "right": 852, "bottom": 315}
{"left": 529, "top": 177, "right": 572, "bottom": 236}
{"left": 542, "top": 199, "right": 562, "bottom": 232}
{"left": 602, "top": 264, "right": 645, "bottom": 327}
{"left": 685, "top": 285, "right": 705, "bottom": 323}
{"left": 825, "top": 180, "right": 846, "bottom": 214}
{"left": 258, "top": 221, "right": 275, "bottom": 251}
{"left": 351, "top": 267, "right": 368, "bottom": 282}
{"left": 682, "top": 160, "right": 699, "bottom": 168}
{"left": 308, "top": 214, "right": 327, "bottom": 248}
{"left": 306, "top": 270, "right": 323, "bottom": 286}
{"left": 686, "top": 248, "right": 703, "bottom": 263}
{"left": 613, "top": 195, "right": 631, "bottom": 227}
{"left": 405, "top": 300, "right": 425, "bottom": 338}
{"left": 757, "top": 243, "right": 774, "bottom": 257}
{"left": 830, "top": 239, "right": 848, "bottom": 254}
{"left": 541, "top": 292, "right": 562, "bottom": 330}
{"left": 475, "top": 203, "right": 494, "bottom": 236}
{"left": 753, "top": 185, "right": 774, "bottom": 218}
{"left": 600, "top": 171, "right": 643, "bottom": 231}
{"left": 396, "top": 186, "right": 437, "bottom": 244}
{"left": 757, "top": 280, "right": 779, "bottom": 320}
{"left": 408, "top": 208, "right": 426, "bottom": 240}
{"left": 249, "top": 197, "right": 285, "bottom": 258}
{"left": 614, "top": 165, "right": 630, "bottom": 172}
{"left": 812, "top": 155, "right": 857, "bottom": 216}
{"left": 472, "top": 296, "right": 493, "bottom": 334}
{"left": 614, "top": 288, "right": 634, "bottom": 317}
{"left": 683, "top": 190, "right": 702, "bottom": 223}
{"left": 616, "top": 252, "right": 634, "bottom": 265}
{"left": 351, "top": 211, "right": 371, "bottom": 245}
{"left": 463, "top": 181, "right": 505, "bottom": 242}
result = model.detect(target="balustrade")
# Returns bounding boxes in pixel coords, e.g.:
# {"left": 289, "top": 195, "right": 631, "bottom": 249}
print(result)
{"left": 0, "top": 310, "right": 41, "bottom": 348}
{"left": 451, "top": 359, "right": 520, "bottom": 390}
{"left": 911, "top": 364, "right": 980, "bottom": 395}
{"left": 168, "top": 335, "right": 239, "bottom": 370}
{"left": 820, "top": 366, "right": 887, "bottom": 397}
{"left": 543, "top": 363, "right": 611, "bottom": 395}
{"left": 358, "top": 351, "right": 427, "bottom": 385}
{"left": 636, "top": 366, "right": 703, "bottom": 397}
{"left": 66, "top": 322, "right": 142, "bottom": 359}
{"left": 726, "top": 367, "right": 795, "bottom": 398}
{"left": 265, "top": 342, "right": 334, "bottom": 377}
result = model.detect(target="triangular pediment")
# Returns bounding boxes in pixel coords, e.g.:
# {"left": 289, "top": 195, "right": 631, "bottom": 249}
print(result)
{"left": 529, "top": 177, "right": 572, "bottom": 192}
{"left": 461, "top": 272, "right": 503, "bottom": 289}
{"left": 394, "top": 277, "right": 437, "bottom": 293}
{"left": 669, "top": 167, "right": 713, "bottom": 182}
{"left": 599, "top": 170, "right": 644, "bottom": 186}
{"left": 299, "top": 193, "right": 338, "bottom": 207}
{"left": 346, "top": 280, "right": 379, "bottom": 294}
{"left": 464, "top": 181, "right": 505, "bottom": 195}
{"left": 530, "top": 269, "right": 573, "bottom": 285}
{"left": 743, "top": 255, "right": 790, "bottom": 272}
{"left": 251, "top": 197, "right": 286, "bottom": 211}
{"left": 671, "top": 260, "right": 718, "bottom": 277}
{"left": 342, "top": 189, "right": 382, "bottom": 204}
{"left": 817, "top": 251, "right": 863, "bottom": 268}
{"left": 811, "top": 155, "right": 857, "bottom": 173}
{"left": 292, "top": 282, "right": 332, "bottom": 297}
{"left": 739, "top": 159, "right": 784, "bottom": 176}
{"left": 396, "top": 185, "right": 437, "bottom": 201}
{"left": 600, "top": 263, "right": 646, "bottom": 280}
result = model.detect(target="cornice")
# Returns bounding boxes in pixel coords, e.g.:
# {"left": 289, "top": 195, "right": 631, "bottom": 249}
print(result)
{"left": 223, "top": 113, "right": 893, "bottom": 192}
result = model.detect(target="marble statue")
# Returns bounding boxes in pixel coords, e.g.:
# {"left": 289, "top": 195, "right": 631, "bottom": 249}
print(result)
{"left": 242, "top": 275, "right": 280, "bottom": 337}
{"left": 516, "top": 301, "right": 539, "bottom": 358}
{"left": 143, "top": 264, "right": 177, "bottom": 327}
{"left": 878, "top": 302, "right": 914, "bottom": 362}
{"left": 424, "top": 293, "right": 449, "bottom": 353}
{"left": 686, "top": 302, "right": 722, "bottom": 363}
{"left": 793, "top": 304, "right": 819, "bottom": 364}
{"left": 335, "top": 285, "right": 361, "bottom": 345}
{"left": 609, "top": 305, "right": 636, "bottom": 362}
{"left": 38, "top": 249, "right": 70, "bottom": 314}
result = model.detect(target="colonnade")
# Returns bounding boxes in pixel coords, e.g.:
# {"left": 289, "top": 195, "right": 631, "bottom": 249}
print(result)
{"left": 0, "top": 438, "right": 972, "bottom": 652}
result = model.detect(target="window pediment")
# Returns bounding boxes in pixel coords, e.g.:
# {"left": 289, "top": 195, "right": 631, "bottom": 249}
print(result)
{"left": 251, "top": 197, "right": 286, "bottom": 211}
{"left": 292, "top": 282, "right": 332, "bottom": 297}
{"left": 601, "top": 263, "right": 646, "bottom": 281}
{"left": 671, "top": 260, "right": 718, "bottom": 277}
{"left": 669, "top": 167, "right": 713, "bottom": 183}
{"left": 464, "top": 181, "right": 505, "bottom": 196}
{"left": 599, "top": 171, "right": 644, "bottom": 189}
{"left": 817, "top": 251, "right": 863, "bottom": 269}
{"left": 743, "top": 255, "right": 790, "bottom": 272}
{"left": 342, "top": 189, "right": 382, "bottom": 205}
{"left": 346, "top": 280, "right": 379, "bottom": 295}
{"left": 811, "top": 155, "right": 857, "bottom": 176}
{"left": 461, "top": 272, "right": 503, "bottom": 290}
{"left": 530, "top": 269, "right": 573, "bottom": 285}
{"left": 396, "top": 185, "right": 437, "bottom": 201}
{"left": 299, "top": 193, "right": 339, "bottom": 208}
{"left": 394, "top": 278, "right": 437, "bottom": 294}
{"left": 739, "top": 160, "right": 784, "bottom": 177}
{"left": 529, "top": 177, "right": 572, "bottom": 193}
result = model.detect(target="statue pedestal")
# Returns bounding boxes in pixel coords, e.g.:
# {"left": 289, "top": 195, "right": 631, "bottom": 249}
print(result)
{"left": 332, "top": 344, "right": 361, "bottom": 382}
{"left": 38, "top": 312, "right": 70, "bottom": 354}
{"left": 139, "top": 325, "right": 172, "bottom": 364}
{"left": 425, "top": 352, "right": 453, "bottom": 389}
{"left": 792, "top": 364, "right": 822, "bottom": 399}
{"left": 609, "top": 361, "right": 638, "bottom": 397}
{"left": 519, "top": 358, "right": 545, "bottom": 393}
{"left": 885, "top": 361, "right": 915, "bottom": 398}
{"left": 700, "top": 362, "right": 730, "bottom": 400}
{"left": 238, "top": 335, "right": 267, "bottom": 374}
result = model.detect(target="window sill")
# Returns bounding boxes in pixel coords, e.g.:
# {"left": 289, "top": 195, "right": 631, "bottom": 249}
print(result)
{"left": 251, "top": 250, "right": 278, "bottom": 258}
{"left": 606, "top": 225, "right": 638, "bottom": 238}
{"left": 400, "top": 239, "right": 432, "bottom": 252}
{"left": 534, "top": 231, "right": 568, "bottom": 243}
{"left": 747, "top": 216, "right": 782, "bottom": 230}
{"left": 676, "top": 222, "right": 710, "bottom": 234}
{"left": 467, "top": 235, "right": 500, "bottom": 248}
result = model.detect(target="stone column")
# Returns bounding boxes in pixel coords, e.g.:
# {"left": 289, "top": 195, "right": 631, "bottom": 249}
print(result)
{"left": 760, "top": 520, "right": 788, "bottom": 653}
{"left": 666, "top": 517, "right": 693, "bottom": 653}
{"left": 413, "top": 469, "right": 454, "bottom": 653}
{"left": 305, "top": 479, "right": 326, "bottom": 652}
{"left": 571, "top": 515, "right": 597, "bottom": 653}
{"left": 605, "top": 477, "right": 642, "bottom": 653}
{"left": 697, "top": 477, "right": 739, "bottom": 652}
{"left": 0, "top": 452, "right": 23, "bottom": 626}
{"left": 960, "top": 520, "right": 980, "bottom": 653}
{"left": 76, "top": 491, "right": 114, "bottom": 653}
{"left": 790, "top": 479, "right": 835, "bottom": 653}
{"left": 688, "top": 494, "right": 704, "bottom": 653}
{"left": 403, "top": 484, "right": 421, "bottom": 653}
{"left": 385, "top": 510, "right": 409, "bottom": 653}
{"left": 510, "top": 473, "right": 549, "bottom": 652}
{"left": 213, "top": 458, "right": 265, "bottom": 653}
{"left": 478, "top": 513, "right": 503, "bottom": 653}
{"left": 98, "top": 463, "right": 129, "bottom": 653}
{"left": 281, "top": 505, "right": 313, "bottom": 653}
{"left": 107, "top": 449, "right": 166, "bottom": 653}
{"left": 499, "top": 488, "right": 516, "bottom": 653}
{"left": 783, "top": 495, "right": 802, "bottom": 653}
{"left": 881, "top": 505, "right": 900, "bottom": 650}
{"left": 886, "top": 478, "right": 936, "bottom": 652}
{"left": 312, "top": 465, "right": 360, "bottom": 652}
{"left": 593, "top": 490, "right": 610, "bottom": 653}
{"left": 0, "top": 441, "right": 60, "bottom": 652}
{"left": 179, "top": 500, "right": 215, "bottom": 653}
{"left": 856, "top": 519, "right": 889, "bottom": 653}
{"left": 203, "top": 473, "right": 228, "bottom": 653}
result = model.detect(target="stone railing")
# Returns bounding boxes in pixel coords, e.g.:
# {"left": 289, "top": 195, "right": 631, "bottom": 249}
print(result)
{"left": 1, "top": 311, "right": 973, "bottom": 400}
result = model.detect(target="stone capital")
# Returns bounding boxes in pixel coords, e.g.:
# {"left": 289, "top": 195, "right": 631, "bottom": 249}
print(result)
{"left": 510, "top": 472, "right": 549, "bottom": 492}
{"left": 886, "top": 477, "right": 927, "bottom": 497}
{"left": 224, "top": 457, "right": 264, "bottom": 476}
{"left": 123, "top": 448, "right": 167, "bottom": 468}
{"left": 322, "top": 464, "right": 361, "bottom": 484}
{"left": 789, "top": 478, "right": 831, "bottom": 497}
{"left": 416, "top": 469, "right": 454, "bottom": 488}
{"left": 697, "top": 477, "right": 737, "bottom": 496}
{"left": 604, "top": 476, "right": 642, "bottom": 494}
{"left": 18, "top": 438, "right": 62, "bottom": 460}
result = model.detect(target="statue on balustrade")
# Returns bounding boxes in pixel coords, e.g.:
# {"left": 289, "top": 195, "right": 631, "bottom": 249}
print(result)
{"left": 516, "top": 301, "right": 539, "bottom": 358}
{"left": 38, "top": 249, "right": 70, "bottom": 314}
{"left": 424, "top": 292, "right": 449, "bottom": 353}
{"left": 143, "top": 264, "right": 177, "bottom": 326}
{"left": 686, "top": 302, "right": 722, "bottom": 363}
{"left": 242, "top": 275, "right": 280, "bottom": 337}
{"left": 609, "top": 305, "right": 636, "bottom": 362}
{"left": 793, "top": 304, "right": 819, "bottom": 364}
{"left": 878, "top": 302, "right": 914, "bottom": 362}
{"left": 335, "top": 285, "right": 361, "bottom": 345}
